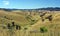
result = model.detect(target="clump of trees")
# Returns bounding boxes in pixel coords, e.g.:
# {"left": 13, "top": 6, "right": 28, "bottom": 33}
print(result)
{"left": 40, "top": 13, "right": 53, "bottom": 22}
{"left": 2, "top": 22, "right": 21, "bottom": 36}
{"left": 40, "top": 12, "right": 47, "bottom": 18}
{"left": 45, "top": 15, "right": 52, "bottom": 21}
{"left": 40, "top": 12, "right": 47, "bottom": 22}
{"left": 7, "top": 22, "right": 21, "bottom": 30}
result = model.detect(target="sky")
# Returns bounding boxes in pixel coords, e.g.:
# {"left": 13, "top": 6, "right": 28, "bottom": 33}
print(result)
{"left": 0, "top": 0, "right": 60, "bottom": 9}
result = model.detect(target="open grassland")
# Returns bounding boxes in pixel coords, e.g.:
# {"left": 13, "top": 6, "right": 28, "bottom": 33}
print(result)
{"left": 0, "top": 10, "right": 60, "bottom": 36}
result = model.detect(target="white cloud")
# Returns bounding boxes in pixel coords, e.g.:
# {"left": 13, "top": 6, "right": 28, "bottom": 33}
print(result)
{"left": 3, "top": 1, "right": 10, "bottom": 6}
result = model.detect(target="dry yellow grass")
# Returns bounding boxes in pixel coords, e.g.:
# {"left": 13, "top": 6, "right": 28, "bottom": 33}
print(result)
{"left": 0, "top": 10, "right": 60, "bottom": 36}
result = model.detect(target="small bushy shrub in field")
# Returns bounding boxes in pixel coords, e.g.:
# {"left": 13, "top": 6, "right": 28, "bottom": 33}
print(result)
{"left": 24, "top": 27, "right": 27, "bottom": 30}
{"left": 31, "top": 19, "right": 35, "bottom": 22}
{"left": 40, "top": 27, "right": 48, "bottom": 33}
{"left": 42, "top": 19, "right": 45, "bottom": 22}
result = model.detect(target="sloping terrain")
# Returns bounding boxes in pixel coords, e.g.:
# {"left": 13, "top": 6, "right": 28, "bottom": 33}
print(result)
{"left": 0, "top": 10, "right": 60, "bottom": 36}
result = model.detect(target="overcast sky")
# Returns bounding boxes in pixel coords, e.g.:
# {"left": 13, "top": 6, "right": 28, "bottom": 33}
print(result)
{"left": 0, "top": 0, "right": 60, "bottom": 9}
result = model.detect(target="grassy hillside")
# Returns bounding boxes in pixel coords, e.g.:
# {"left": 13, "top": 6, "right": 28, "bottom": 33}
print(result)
{"left": 0, "top": 10, "right": 60, "bottom": 36}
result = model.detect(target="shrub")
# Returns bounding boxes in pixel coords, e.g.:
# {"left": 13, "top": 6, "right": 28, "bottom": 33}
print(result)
{"left": 40, "top": 27, "right": 48, "bottom": 33}
{"left": 18, "top": 26, "right": 21, "bottom": 30}
{"left": 24, "top": 27, "right": 27, "bottom": 30}
{"left": 16, "top": 25, "right": 21, "bottom": 30}
{"left": 7, "top": 23, "right": 11, "bottom": 29}
{"left": 31, "top": 20, "right": 35, "bottom": 22}
{"left": 12, "top": 22, "right": 15, "bottom": 27}
{"left": 30, "top": 20, "right": 37, "bottom": 25}
{"left": 42, "top": 19, "right": 45, "bottom": 22}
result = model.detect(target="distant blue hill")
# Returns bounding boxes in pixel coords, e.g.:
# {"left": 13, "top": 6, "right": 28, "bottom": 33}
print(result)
{"left": 36, "top": 7, "right": 60, "bottom": 11}
{"left": 0, "top": 7, "right": 60, "bottom": 11}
